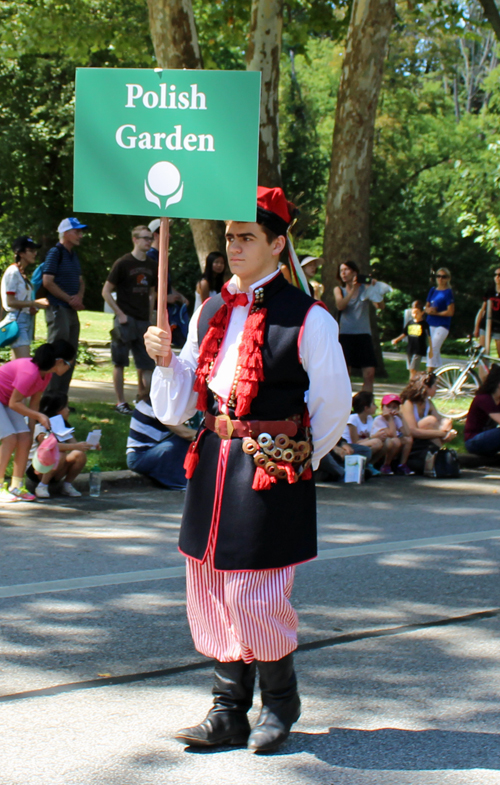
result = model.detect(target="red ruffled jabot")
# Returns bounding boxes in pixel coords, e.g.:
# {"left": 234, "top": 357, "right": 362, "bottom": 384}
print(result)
{"left": 194, "top": 283, "right": 267, "bottom": 416}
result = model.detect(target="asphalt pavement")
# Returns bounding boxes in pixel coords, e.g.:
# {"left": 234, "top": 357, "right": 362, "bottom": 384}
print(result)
{"left": 1, "top": 472, "right": 500, "bottom": 784}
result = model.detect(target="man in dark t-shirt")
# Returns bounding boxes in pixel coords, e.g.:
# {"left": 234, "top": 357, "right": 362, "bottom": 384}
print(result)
{"left": 102, "top": 225, "right": 157, "bottom": 414}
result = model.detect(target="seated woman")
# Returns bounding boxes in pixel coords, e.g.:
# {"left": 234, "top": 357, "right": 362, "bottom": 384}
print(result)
{"left": 400, "top": 372, "right": 457, "bottom": 455}
{"left": 464, "top": 364, "right": 500, "bottom": 457}
{"left": 126, "top": 396, "right": 197, "bottom": 489}
{"left": 29, "top": 391, "right": 93, "bottom": 498}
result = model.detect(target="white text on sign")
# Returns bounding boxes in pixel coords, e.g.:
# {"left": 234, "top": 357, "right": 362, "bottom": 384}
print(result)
{"left": 125, "top": 83, "right": 207, "bottom": 110}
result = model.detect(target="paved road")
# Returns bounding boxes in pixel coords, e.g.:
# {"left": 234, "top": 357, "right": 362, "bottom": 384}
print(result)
{"left": 1, "top": 473, "right": 500, "bottom": 784}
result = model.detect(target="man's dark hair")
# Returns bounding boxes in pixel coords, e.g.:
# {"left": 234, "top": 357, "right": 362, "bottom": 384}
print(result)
{"left": 352, "top": 391, "right": 374, "bottom": 414}
{"left": 51, "top": 339, "right": 76, "bottom": 362}
{"left": 255, "top": 218, "right": 279, "bottom": 245}
{"left": 412, "top": 300, "right": 425, "bottom": 311}
{"left": 39, "top": 391, "right": 68, "bottom": 418}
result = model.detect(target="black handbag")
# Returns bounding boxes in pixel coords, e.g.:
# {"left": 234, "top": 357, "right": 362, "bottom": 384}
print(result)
{"left": 434, "top": 448, "right": 461, "bottom": 478}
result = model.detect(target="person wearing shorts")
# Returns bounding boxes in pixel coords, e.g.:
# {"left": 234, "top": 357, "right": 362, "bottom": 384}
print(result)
{"left": 334, "top": 260, "right": 384, "bottom": 392}
{"left": 1, "top": 236, "right": 49, "bottom": 359}
{"left": 0, "top": 341, "right": 76, "bottom": 502}
{"left": 102, "top": 226, "right": 157, "bottom": 415}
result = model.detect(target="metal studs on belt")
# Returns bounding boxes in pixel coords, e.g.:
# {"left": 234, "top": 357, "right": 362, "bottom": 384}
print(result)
{"left": 257, "top": 433, "right": 273, "bottom": 449}
{"left": 242, "top": 437, "right": 259, "bottom": 455}
{"left": 275, "top": 434, "right": 290, "bottom": 449}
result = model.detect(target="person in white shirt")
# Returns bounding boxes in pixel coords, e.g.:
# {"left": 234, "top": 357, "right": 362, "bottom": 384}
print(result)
{"left": 144, "top": 186, "right": 351, "bottom": 753}
{"left": 1, "top": 236, "right": 48, "bottom": 358}
{"left": 343, "top": 391, "right": 383, "bottom": 457}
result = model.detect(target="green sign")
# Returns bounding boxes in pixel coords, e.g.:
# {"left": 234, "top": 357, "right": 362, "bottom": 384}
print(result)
{"left": 74, "top": 68, "right": 261, "bottom": 220}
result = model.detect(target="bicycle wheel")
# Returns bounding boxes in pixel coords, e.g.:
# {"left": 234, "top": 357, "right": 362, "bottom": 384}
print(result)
{"left": 434, "top": 364, "right": 480, "bottom": 419}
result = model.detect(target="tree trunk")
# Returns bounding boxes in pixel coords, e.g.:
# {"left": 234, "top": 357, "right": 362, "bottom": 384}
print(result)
{"left": 478, "top": 0, "right": 500, "bottom": 43}
{"left": 246, "top": 0, "right": 283, "bottom": 187}
{"left": 322, "top": 0, "right": 395, "bottom": 375}
{"left": 322, "top": 0, "right": 395, "bottom": 307}
{"left": 189, "top": 218, "right": 227, "bottom": 270}
{"left": 146, "top": 0, "right": 225, "bottom": 269}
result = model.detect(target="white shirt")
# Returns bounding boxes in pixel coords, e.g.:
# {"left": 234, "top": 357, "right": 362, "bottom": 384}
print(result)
{"left": 151, "top": 271, "right": 352, "bottom": 469}
{"left": 343, "top": 413, "right": 374, "bottom": 443}
{"left": 1, "top": 264, "right": 32, "bottom": 312}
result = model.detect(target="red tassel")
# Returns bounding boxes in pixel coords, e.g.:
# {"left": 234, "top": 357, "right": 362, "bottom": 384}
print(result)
{"left": 301, "top": 466, "right": 312, "bottom": 481}
{"left": 277, "top": 462, "right": 297, "bottom": 484}
{"left": 302, "top": 407, "right": 311, "bottom": 428}
{"left": 183, "top": 443, "right": 200, "bottom": 479}
{"left": 252, "top": 466, "right": 276, "bottom": 491}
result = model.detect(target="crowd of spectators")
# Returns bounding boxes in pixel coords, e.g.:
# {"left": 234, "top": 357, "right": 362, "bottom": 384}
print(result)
{"left": 1, "top": 216, "right": 500, "bottom": 499}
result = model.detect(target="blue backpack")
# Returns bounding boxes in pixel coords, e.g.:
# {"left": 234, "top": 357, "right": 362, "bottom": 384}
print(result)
{"left": 31, "top": 245, "right": 63, "bottom": 298}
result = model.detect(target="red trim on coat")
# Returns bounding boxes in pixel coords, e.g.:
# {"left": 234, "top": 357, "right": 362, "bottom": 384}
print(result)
{"left": 297, "top": 300, "right": 328, "bottom": 364}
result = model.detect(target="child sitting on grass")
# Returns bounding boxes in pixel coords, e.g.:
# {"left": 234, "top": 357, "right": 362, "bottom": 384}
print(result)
{"left": 370, "top": 394, "right": 414, "bottom": 475}
{"left": 392, "top": 300, "right": 432, "bottom": 380}
{"left": 29, "top": 391, "right": 94, "bottom": 498}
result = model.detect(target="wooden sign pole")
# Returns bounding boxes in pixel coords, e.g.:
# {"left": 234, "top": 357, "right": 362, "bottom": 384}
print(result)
{"left": 157, "top": 216, "right": 170, "bottom": 367}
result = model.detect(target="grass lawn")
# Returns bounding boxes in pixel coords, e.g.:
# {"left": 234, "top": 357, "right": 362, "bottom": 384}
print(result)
{"left": 35, "top": 310, "right": 113, "bottom": 344}
{"left": 71, "top": 401, "right": 130, "bottom": 471}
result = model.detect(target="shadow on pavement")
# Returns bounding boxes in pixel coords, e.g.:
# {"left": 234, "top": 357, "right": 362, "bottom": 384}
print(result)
{"left": 284, "top": 726, "right": 500, "bottom": 770}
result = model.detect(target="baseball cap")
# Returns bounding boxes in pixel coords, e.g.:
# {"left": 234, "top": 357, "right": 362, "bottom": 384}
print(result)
{"left": 12, "top": 236, "right": 41, "bottom": 254}
{"left": 381, "top": 393, "right": 401, "bottom": 406}
{"left": 57, "top": 217, "right": 87, "bottom": 233}
{"left": 148, "top": 219, "right": 161, "bottom": 233}
{"left": 300, "top": 255, "right": 324, "bottom": 268}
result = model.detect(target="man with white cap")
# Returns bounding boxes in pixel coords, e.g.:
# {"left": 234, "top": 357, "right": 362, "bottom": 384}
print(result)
{"left": 42, "top": 217, "right": 87, "bottom": 393}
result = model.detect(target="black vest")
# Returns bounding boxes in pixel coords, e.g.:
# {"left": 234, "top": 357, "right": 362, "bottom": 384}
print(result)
{"left": 179, "top": 273, "right": 318, "bottom": 570}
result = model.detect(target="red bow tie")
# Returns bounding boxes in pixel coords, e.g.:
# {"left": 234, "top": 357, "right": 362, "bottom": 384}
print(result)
{"left": 221, "top": 285, "right": 248, "bottom": 309}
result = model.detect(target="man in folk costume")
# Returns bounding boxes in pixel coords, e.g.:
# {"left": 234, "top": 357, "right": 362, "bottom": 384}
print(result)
{"left": 145, "top": 186, "right": 351, "bottom": 753}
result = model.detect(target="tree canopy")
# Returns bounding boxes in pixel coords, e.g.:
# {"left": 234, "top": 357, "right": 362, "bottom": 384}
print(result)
{"left": 0, "top": 0, "right": 500, "bottom": 334}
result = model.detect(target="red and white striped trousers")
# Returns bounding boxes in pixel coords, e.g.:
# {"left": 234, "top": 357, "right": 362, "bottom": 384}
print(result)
{"left": 185, "top": 547, "right": 299, "bottom": 664}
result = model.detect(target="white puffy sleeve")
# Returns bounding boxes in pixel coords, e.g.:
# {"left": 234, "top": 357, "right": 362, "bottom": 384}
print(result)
{"left": 299, "top": 304, "right": 352, "bottom": 469}
{"left": 150, "top": 307, "right": 201, "bottom": 426}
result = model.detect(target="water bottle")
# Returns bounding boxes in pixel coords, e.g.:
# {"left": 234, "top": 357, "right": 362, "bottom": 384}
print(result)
{"left": 89, "top": 465, "right": 102, "bottom": 497}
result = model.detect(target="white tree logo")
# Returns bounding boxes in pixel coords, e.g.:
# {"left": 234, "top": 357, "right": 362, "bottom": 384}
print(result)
{"left": 144, "top": 161, "right": 184, "bottom": 209}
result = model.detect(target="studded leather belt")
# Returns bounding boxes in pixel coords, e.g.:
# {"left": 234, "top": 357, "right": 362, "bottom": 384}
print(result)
{"left": 204, "top": 412, "right": 299, "bottom": 440}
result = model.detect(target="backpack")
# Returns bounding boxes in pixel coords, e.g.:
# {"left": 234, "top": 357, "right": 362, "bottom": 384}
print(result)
{"left": 434, "top": 448, "right": 461, "bottom": 479}
{"left": 31, "top": 245, "right": 63, "bottom": 299}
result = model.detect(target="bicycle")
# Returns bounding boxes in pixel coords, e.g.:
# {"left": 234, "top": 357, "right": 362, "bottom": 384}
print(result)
{"left": 433, "top": 339, "right": 496, "bottom": 419}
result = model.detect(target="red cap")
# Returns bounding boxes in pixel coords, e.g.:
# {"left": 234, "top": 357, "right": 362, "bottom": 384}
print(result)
{"left": 381, "top": 393, "right": 401, "bottom": 406}
{"left": 257, "top": 186, "right": 292, "bottom": 225}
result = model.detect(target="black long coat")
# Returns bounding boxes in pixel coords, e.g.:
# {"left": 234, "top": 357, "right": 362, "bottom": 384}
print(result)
{"left": 179, "top": 273, "right": 318, "bottom": 571}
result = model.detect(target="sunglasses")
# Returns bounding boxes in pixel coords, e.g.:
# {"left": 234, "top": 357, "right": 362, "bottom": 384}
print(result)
{"left": 436, "top": 274, "right": 449, "bottom": 278}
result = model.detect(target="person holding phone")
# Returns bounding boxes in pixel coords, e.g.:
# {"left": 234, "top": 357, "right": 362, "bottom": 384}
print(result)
{"left": 334, "top": 260, "right": 385, "bottom": 392}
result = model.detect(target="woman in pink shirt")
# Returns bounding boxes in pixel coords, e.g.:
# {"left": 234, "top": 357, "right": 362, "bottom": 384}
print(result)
{"left": 0, "top": 339, "right": 75, "bottom": 502}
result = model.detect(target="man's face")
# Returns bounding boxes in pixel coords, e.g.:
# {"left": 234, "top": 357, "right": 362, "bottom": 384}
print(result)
{"left": 225, "top": 221, "right": 284, "bottom": 286}
{"left": 65, "top": 228, "right": 84, "bottom": 246}
{"left": 412, "top": 307, "right": 424, "bottom": 321}
{"left": 133, "top": 231, "right": 153, "bottom": 252}
{"left": 382, "top": 402, "right": 400, "bottom": 416}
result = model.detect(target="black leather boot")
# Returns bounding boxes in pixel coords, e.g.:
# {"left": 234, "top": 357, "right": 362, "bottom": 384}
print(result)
{"left": 175, "top": 660, "right": 256, "bottom": 747}
{"left": 247, "top": 653, "right": 301, "bottom": 753}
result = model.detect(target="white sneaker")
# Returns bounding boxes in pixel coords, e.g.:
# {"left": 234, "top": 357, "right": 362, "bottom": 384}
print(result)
{"left": 61, "top": 483, "right": 82, "bottom": 497}
{"left": 35, "top": 484, "right": 50, "bottom": 499}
